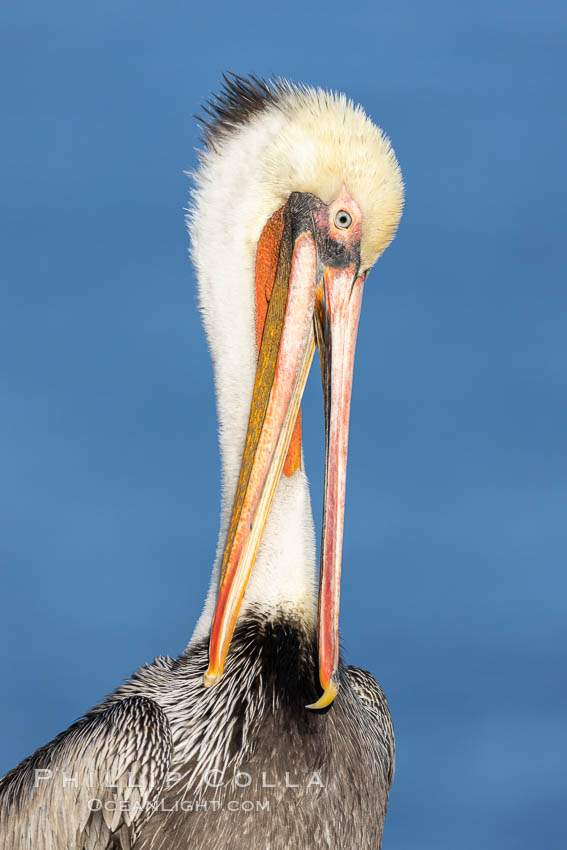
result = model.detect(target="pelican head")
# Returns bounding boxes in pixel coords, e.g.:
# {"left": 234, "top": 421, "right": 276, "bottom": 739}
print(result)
{"left": 189, "top": 75, "right": 403, "bottom": 709}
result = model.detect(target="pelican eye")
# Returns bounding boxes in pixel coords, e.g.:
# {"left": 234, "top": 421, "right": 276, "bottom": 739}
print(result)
{"left": 334, "top": 209, "right": 352, "bottom": 229}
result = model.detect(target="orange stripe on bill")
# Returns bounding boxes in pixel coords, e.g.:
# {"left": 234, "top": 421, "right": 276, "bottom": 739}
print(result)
{"left": 204, "top": 189, "right": 365, "bottom": 710}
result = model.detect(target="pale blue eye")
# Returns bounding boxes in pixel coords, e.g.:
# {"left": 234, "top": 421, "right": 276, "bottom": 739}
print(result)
{"left": 335, "top": 209, "right": 352, "bottom": 229}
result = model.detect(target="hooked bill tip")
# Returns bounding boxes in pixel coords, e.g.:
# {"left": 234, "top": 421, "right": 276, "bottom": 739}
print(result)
{"left": 305, "top": 680, "right": 339, "bottom": 710}
{"left": 203, "top": 669, "right": 220, "bottom": 688}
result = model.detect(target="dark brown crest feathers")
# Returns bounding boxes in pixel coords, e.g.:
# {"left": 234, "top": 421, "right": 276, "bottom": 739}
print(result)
{"left": 197, "top": 72, "right": 286, "bottom": 150}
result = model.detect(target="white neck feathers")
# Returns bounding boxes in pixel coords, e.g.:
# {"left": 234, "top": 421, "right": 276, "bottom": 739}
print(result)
{"left": 187, "top": 110, "right": 318, "bottom": 644}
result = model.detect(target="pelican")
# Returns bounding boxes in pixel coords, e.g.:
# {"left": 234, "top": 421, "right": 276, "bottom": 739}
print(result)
{"left": 0, "top": 74, "right": 404, "bottom": 849}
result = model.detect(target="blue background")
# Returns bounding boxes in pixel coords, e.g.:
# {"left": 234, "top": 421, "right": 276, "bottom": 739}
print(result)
{"left": 1, "top": 2, "right": 565, "bottom": 847}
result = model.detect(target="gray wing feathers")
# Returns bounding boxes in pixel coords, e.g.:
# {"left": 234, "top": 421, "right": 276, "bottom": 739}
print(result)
{"left": 345, "top": 666, "right": 395, "bottom": 787}
{"left": 0, "top": 696, "right": 172, "bottom": 850}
